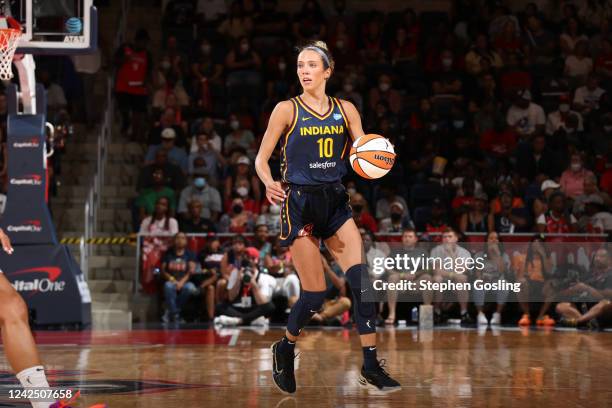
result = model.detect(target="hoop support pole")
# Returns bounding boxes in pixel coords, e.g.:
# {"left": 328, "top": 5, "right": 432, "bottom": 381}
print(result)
{"left": 13, "top": 54, "right": 36, "bottom": 114}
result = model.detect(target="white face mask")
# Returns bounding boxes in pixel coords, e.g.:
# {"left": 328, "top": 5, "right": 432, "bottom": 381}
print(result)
{"left": 236, "top": 186, "right": 249, "bottom": 197}
{"left": 379, "top": 82, "right": 390, "bottom": 92}
{"left": 230, "top": 120, "right": 240, "bottom": 130}
{"left": 559, "top": 104, "right": 570, "bottom": 113}
{"left": 571, "top": 163, "right": 582, "bottom": 172}
{"left": 278, "top": 62, "right": 287, "bottom": 71}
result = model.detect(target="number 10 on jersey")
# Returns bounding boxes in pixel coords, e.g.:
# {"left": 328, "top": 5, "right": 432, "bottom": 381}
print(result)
{"left": 317, "top": 137, "right": 333, "bottom": 158}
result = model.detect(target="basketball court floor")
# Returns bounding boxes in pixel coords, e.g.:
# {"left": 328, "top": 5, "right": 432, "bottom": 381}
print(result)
{"left": 0, "top": 326, "right": 609, "bottom": 407}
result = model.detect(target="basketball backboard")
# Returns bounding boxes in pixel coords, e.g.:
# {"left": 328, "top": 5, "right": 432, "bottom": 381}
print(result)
{"left": 9, "top": 0, "right": 97, "bottom": 54}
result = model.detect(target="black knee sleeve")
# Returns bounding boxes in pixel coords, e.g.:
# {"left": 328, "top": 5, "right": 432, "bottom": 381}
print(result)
{"left": 346, "top": 264, "right": 377, "bottom": 334}
{"left": 286, "top": 290, "right": 326, "bottom": 337}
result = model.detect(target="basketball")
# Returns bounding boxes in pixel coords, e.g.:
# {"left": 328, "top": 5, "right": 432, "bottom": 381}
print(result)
{"left": 349, "top": 134, "right": 396, "bottom": 179}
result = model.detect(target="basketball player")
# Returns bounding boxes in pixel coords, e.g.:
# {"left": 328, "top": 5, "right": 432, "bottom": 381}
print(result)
{"left": 0, "top": 227, "right": 71, "bottom": 408}
{"left": 255, "top": 41, "right": 401, "bottom": 394}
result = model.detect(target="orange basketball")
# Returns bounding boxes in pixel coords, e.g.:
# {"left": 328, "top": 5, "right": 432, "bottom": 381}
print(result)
{"left": 349, "top": 134, "right": 396, "bottom": 179}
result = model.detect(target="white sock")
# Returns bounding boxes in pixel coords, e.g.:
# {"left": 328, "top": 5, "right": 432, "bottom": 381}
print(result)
{"left": 16, "top": 366, "right": 50, "bottom": 408}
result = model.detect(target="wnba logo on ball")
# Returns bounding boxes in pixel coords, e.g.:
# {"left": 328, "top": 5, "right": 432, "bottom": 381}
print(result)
{"left": 373, "top": 154, "right": 394, "bottom": 165}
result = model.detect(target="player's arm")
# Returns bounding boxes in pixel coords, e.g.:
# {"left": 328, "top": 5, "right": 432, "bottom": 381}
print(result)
{"left": 255, "top": 101, "right": 292, "bottom": 204}
{"left": 338, "top": 99, "right": 365, "bottom": 141}
{"left": 0, "top": 227, "right": 13, "bottom": 255}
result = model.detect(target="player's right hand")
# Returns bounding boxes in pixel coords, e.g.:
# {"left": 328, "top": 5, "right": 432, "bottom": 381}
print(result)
{"left": 265, "top": 181, "right": 286, "bottom": 205}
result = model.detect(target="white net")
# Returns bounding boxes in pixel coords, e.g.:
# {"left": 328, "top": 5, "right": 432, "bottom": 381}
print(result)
{"left": 0, "top": 27, "right": 21, "bottom": 80}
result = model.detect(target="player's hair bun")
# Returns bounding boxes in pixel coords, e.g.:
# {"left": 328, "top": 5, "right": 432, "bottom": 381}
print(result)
{"left": 313, "top": 41, "right": 328, "bottom": 51}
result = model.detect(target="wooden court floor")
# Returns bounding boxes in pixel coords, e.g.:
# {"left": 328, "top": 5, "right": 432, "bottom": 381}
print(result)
{"left": 0, "top": 327, "right": 610, "bottom": 407}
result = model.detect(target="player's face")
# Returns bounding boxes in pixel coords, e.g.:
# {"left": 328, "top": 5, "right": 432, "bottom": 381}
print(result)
{"left": 297, "top": 50, "right": 330, "bottom": 91}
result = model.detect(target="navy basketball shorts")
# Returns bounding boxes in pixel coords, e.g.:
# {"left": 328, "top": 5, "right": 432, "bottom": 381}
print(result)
{"left": 279, "top": 183, "right": 353, "bottom": 247}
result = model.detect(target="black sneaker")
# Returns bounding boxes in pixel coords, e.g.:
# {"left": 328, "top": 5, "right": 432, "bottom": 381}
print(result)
{"left": 460, "top": 313, "right": 476, "bottom": 327}
{"left": 359, "top": 359, "right": 401, "bottom": 393}
{"left": 270, "top": 341, "right": 297, "bottom": 394}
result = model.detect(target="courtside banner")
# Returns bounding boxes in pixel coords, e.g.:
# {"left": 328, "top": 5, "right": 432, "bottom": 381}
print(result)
{"left": 2, "top": 114, "right": 57, "bottom": 245}
{"left": 360, "top": 241, "right": 611, "bottom": 303}
{"left": 0, "top": 244, "right": 91, "bottom": 326}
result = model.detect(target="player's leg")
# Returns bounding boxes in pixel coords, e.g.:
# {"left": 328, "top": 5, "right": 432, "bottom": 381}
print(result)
{"left": 325, "top": 219, "right": 401, "bottom": 393}
{"left": 0, "top": 274, "right": 51, "bottom": 408}
{"left": 271, "top": 235, "right": 326, "bottom": 394}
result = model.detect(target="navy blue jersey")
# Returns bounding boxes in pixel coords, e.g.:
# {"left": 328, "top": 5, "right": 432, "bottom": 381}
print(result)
{"left": 280, "top": 96, "right": 350, "bottom": 185}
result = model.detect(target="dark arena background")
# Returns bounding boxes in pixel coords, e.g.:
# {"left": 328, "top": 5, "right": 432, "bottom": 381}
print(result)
{"left": 0, "top": 0, "right": 610, "bottom": 407}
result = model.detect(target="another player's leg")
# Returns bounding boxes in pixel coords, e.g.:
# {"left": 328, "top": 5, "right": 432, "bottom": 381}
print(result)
{"left": 0, "top": 274, "right": 52, "bottom": 408}
{"left": 325, "top": 220, "right": 401, "bottom": 393}
{"left": 271, "top": 235, "right": 326, "bottom": 394}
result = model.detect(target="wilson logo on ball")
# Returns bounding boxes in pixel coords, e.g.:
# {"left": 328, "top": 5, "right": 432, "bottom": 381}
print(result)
{"left": 349, "top": 134, "right": 396, "bottom": 179}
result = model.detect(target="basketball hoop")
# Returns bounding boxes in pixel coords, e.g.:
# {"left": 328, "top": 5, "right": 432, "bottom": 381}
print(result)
{"left": 0, "top": 15, "right": 21, "bottom": 80}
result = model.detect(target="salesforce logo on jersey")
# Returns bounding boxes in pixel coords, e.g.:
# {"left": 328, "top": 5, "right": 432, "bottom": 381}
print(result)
{"left": 309, "top": 161, "right": 337, "bottom": 169}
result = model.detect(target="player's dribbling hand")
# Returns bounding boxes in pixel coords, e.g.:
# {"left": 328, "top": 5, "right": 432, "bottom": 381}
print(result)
{"left": 0, "top": 230, "right": 13, "bottom": 255}
{"left": 265, "top": 181, "right": 286, "bottom": 205}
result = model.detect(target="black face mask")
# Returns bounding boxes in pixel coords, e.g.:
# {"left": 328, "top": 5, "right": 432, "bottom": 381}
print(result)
{"left": 391, "top": 213, "right": 402, "bottom": 222}
{"left": 353, "top": 204, "right": 363, "bottom": 213}
{"left": 233, "top": 205, "right": 244, "bottom": 214}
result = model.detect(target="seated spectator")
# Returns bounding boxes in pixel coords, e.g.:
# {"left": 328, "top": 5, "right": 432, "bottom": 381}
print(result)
{"left": 378, "top": 201, "right": 414, "bottom": 233}
{"left": 180, "top": 200, "right": 217, "bottom": 233}
{"left": 523, "top": 15, "right": 556, "bottom": 66}
{"left": 194, "top": 237, "right": 223, "bottom": 321}
{"left": 430, "top": 49, "right": 465, "bottom": 103}
{"left": 368, "top": 74, "right": 402, "bottom": 115}
{"left": 177, "top": 176, "right": 222, "bottom": 223}
{"left": 188, "top": 132, "right": 225, "bottom": 182}
{"left": 292, "top": 0, "right": 327, "bottom": 42}
{"left": 139, "top": 196, "right": 179, "bottom": 235}
{"left": 493, "top": 20, "right": 523, "bottom": 57}
{"left": 351, "top": 193, "right": 377, "bottom": 233}
{"left": 375, "top": 182, "right": 408, "bottom": 220}
{"left": 556, "top": 247, "right": 612, "bottom": 328}
{"left": 161, "top": 232, "right": 199, "bottom": 323}
{"left": 506, "top": 89, "right": 545, "bottom": 140}
{"left": 224, "top": 116, "right": 256, "bottom": 157}
{"left": 224, "top": 155, "right": 261, "bottom": 202}
{"left": 499, "top": 52, "right": 532, "bottom": 98}
{"left": 479, "top": 119, "right": 517, "bottom": 160}
{"left": 190, "top": 116, "right": 222, "bottom": 153}
{"left": 136, "top": 169, "right": 176, "bottom": 222}
{"left": 265, "top": 238, "right": 300, "bottom": 308}
{"left": 512, "top": 235, "right": 556, "bottom": 326}
{"left": 573, "top": 75, "right": 606, "bottom": 114}
{"left": 390, "top": 23, "right": 419, "bottom": 68}
{"left": 256, "top": 203, "right": 281, "bottom": 235}
{"left": 533, "top": 179, "right": 561, "bottom": 220}
{"left": 465, "top": 33, "right": 504, "bottom": 76}
{"left": 335, "top": 78, "right": 363, "bottom": 112}
{"left": 560, "top": 17, "right": 588, "bottom": 57}
{"left": 310, "top": 249, "right": 351, "bottom": 326}
{"left": 217, "top": 1, "right": 254, "bottom": 40}
{"left": 473, "top": 232, "right": 510, "bottom": 326}
{"left": 564, "top": 40, "right": 593, "bottom": 85}
{"left": 431, "top": 228, "right": 474, "bottom": 326}
{"left": 190, "top": 38, "right": 225, "bottom": 110}
{"left": 452, "top": 177, "right": 478, "bottom": 219}
{"left": 137, "top": 149, "right": 186, "bottom": 192}
{"left": 546, "top": 95, "right": 584, "bottom": 135}
{"left": 145, "top": 128, "right": 188, "bottom": 174}
{"left": 574, "top": 174, "right": 612, "bottom": 215}
{"left": 460, "top": 192, "right": 489, "bottom": 233}
{"left": 514, "top": 134, "right": 558, "bottom": 180}
{"left": 224, "top": 37, "right": 262, "bottom": 108}
{"left": 385, "top": 228, "right": 433, "bottom": 325}
{"left": 218, "top": 197, "right": 256, "bottom": 233}
{"left": 214, "top": 244, "right": 276, "bottom": 327}
{"left": 577, "top": 195, "right": 612, "bottom": 233}
{"left": 560, "top": 153, "right": 595, "bottom": 198}
{"left": 423, "top": 198, "right": 451, "bottom": 237}
{"left": 488, "top": 191, "right": 530, "bottom": 233}
{"left": 147, "top": 107, "right": 188, "bottom": 147}
{"left": 537, "top": 191, "right": 578, "bottom": 233}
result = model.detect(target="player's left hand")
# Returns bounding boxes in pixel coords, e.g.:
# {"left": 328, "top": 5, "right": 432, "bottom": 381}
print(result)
{"left": 0, "top": 230, "right": 13, "bottom": 255}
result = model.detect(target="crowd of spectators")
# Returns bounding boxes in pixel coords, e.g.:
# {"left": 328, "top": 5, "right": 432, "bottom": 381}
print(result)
{"left": 119, "top": 1, "right": 612, "bottom": 326}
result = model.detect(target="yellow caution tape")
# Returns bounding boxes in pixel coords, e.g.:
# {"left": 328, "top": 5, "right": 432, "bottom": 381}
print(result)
{"left": 60, "top": 236, "right": 137, "bottom": 245}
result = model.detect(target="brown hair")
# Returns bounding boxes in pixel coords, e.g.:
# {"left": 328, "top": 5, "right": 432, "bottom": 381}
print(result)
{"left": 296, "top": 40, "right": 335, "bottom": 73}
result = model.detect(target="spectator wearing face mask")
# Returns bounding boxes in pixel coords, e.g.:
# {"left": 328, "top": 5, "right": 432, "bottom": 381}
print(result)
{"left": 560, "top": 153, "right": 595, "bottom": 199}
{"left": 177, "top": 176, "right": 222, "bottom": 223}
{"left": 369, "top": 74, "right": 402, "bottom": 115}
{"left": 378, "top": 201, "right": 414, "bottom": 233}
{"left": 224, "top": 156, "right": 261, "bottom": 202}
{"left": 225, "top": 178, "right": 261, "bottom": 215}
{"left": 350, "top": 193, "right": 378, "bottom": 233}
{"left": 546, "top": 95, "right": 584, "bottom": 135}
{"left": 573, "top": 174, "right": 612, "bottom": 215}
{"left": 218, "top": 197, "right": 256, "bottom": 233}
{"left": 335, "top": 78, "right": 362, "bottom": 112}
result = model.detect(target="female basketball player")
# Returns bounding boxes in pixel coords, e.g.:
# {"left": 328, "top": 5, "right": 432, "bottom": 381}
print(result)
{"left": 0, "top": 227, "right": 58, "bottom": 408}
{"left": 255, "top": 41, "right": 401, "bottom": 394}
